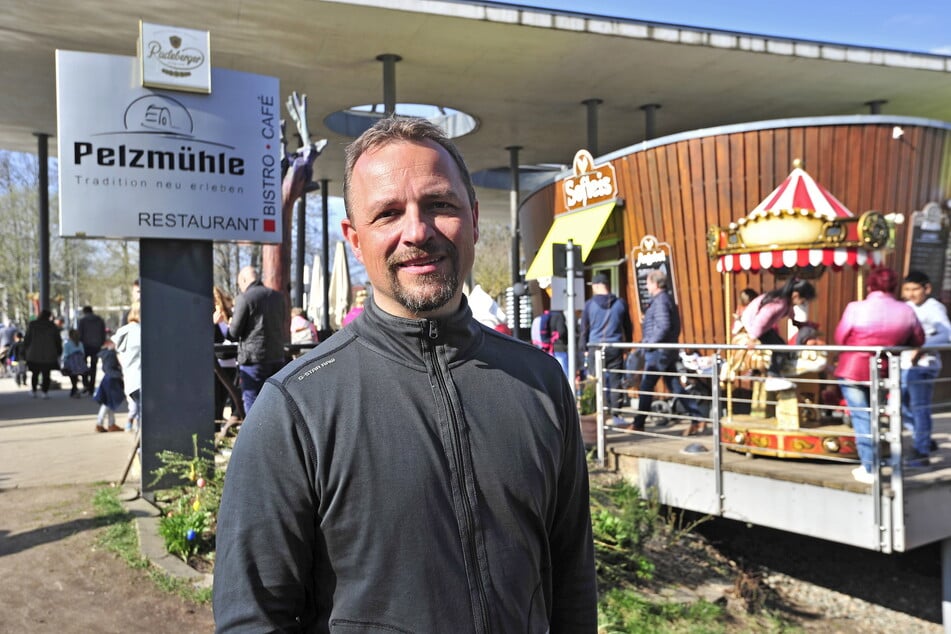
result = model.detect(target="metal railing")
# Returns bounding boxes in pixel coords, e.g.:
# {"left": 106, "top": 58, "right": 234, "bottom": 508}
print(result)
{"left": 586, "top": 341, "right": 951, "bottom": 527}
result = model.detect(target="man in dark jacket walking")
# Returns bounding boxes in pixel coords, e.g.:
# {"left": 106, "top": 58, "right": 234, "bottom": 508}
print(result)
{"left": 631, "top": 270, "right": 704, "bottom": 432}
{"left": 77, "top": 305, "right": 106, "bottom": 394}
{"left": 226, "top": 266, "right": 288, "bottom": 414}
{"left": 214, "top": 116, "right": 597, "bottom": 632}
{"left": 580, "top": 272, "right": 633, "bottom": 425}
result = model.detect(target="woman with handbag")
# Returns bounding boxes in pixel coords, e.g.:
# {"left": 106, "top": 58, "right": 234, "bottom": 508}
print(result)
{"left": 61, "top": 329, "right": 88, "bottom": 398}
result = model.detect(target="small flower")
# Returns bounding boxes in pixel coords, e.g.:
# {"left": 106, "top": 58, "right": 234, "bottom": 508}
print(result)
{"left": 167, "top": 511, "right": 175, "bottom": 517}
{"left": 192, "top": 498, "right": 201, "bottom": 511}
{"left": 196, "top": 477, "right": 206, "bottom": 488}
{"left": 186, "top": 529, "right": 197, "bottom": 541}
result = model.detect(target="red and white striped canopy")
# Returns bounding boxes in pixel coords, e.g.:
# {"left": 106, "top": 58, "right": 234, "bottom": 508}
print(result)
{"left": 717, "top": 248, "right": 884, "bottom": 272}
{"left": 747, "top": 165, "right": 854, "bottom": 221}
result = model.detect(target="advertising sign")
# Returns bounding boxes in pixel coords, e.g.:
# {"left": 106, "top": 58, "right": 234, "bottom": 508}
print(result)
{"left": 57, "top": 50, "right": 281, "bottom": 243}
{"left": 139, "top": 21, "right": 211, "bottom": 93}
{"left": 561, "top": 149, "right": 618, "bottom": 212}
{"left": 631, "top": 235, "right": 676, "bottom": 316}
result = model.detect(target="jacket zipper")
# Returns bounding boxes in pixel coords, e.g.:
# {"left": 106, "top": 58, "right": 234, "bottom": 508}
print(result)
{"left": 426, "top": 319, "right": 490, "bottom": 632}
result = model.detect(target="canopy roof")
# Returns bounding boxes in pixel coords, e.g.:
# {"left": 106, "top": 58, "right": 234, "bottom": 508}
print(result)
{"left": 708, "top": 161, "right": 887, "bottom": 275}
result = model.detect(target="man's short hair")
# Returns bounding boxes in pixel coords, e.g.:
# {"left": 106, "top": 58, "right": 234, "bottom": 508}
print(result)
{"left": 343, "top": 116, "right": 476, "bottom": 218}
{"left": 82, "top": 306, "right": 92, "bottom": 314}
{"left": 647, "top": 270, "right": 668, "bottom": 289}
{"left": 904, "top": 270, "right": 931, "bottom": 287}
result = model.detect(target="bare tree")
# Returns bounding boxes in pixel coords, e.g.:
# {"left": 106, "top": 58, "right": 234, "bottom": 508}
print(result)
{"left": 472, "top": 221, "right": 512, "bottom": 300}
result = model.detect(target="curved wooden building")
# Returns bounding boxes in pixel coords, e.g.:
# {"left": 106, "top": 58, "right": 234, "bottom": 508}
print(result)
{"left": 521, "top": 115, "right": 951, "bottom": 343}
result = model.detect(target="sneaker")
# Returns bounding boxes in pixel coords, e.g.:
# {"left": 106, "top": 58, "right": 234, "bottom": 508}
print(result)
{"left": 930, "top": 440, "right": 939, "bottom": 452}
{"left": 763, "top": 377, "right": 795, "bottom": 392}
{"left": 905, "top": 451, "right": 930, "bottom": 468}
{"left": 106, "top": 424, "right": 123, "bottom": 432}
{"left": 851, "top": 466, "right": 875, "bottom": 484}
{"left": 609, "top": 416, "right": 632, "bottom": 430}
{"left": 95, "top": 425, "right": 107, "bottom": 433}
{"left": 125, "top": 423, "right": 133, "bottom": 432}
{"left": 40, "top": 392, "right": 49, "bottom": 400}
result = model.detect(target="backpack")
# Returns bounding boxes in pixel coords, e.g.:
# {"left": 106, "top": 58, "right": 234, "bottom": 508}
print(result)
{"left": 538, "top": 311, "right": 555, "bottom": 354}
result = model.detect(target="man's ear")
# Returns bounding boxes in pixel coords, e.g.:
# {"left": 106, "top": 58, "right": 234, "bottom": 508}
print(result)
{"left": 341, "top": 217, "right": 364, "bottom": 264}
{"left": 472, "top": 200, "right": 480, "bottom": 246}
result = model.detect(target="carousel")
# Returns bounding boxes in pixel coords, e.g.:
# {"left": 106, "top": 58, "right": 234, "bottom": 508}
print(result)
{"left": 706, "top": 159, "right": 889, "bottom": 460}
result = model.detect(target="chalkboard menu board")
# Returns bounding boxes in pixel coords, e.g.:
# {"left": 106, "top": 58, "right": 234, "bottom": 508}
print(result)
{"left": 905, "top": 203, "right": 948, "bottom": 295}
{"left": 631, "top": 235, "right": 676, "bottom": 317}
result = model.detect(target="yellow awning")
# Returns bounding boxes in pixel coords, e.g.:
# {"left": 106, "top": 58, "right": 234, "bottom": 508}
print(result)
{"left": 524, "top": 201, "right": 617, "bottom": 280}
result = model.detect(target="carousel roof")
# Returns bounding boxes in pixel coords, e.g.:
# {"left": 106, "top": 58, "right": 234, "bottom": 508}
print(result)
{"left": 709, "top": 160, "right": 887, "bottom": 274}
{"left": 744, "top": 160, "right": 853, "bottom": 222}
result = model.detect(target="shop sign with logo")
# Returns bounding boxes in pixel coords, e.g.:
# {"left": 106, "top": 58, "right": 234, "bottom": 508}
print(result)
{"left": 56, "top": 50, "right": 281, "bottom": 243}
{"left": 561, "top": 149, "right": 618, "bottom": 211}
{"left": 139, "top": 21, "right": 211, "bottom": 93}
{"left": 631, "top": 235, "right": 676, "bottom": 316}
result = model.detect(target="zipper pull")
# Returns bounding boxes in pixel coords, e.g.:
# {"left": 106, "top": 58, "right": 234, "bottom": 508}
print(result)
{"left": 428, "top": 320, "right": 440, "bottom": 340}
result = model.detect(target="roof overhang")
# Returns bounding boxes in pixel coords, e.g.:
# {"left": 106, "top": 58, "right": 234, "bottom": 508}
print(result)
{"left": 3, "top": 0, "right": 951, "bottom": 224}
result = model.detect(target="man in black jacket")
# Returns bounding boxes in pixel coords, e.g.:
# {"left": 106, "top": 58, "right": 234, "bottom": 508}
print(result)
{"left": 77, "top": 305, "right": 106, "bottom": 394}
{"left": 214, "top": 117, "right": 597, "bottom": 632}
{"left": 226, "top": 266, "right": 288, "bottom": 414}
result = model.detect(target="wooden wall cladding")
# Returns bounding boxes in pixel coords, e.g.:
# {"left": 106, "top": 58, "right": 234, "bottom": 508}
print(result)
{"left": 520, "top": 120, "right": 951, "bottom": 344}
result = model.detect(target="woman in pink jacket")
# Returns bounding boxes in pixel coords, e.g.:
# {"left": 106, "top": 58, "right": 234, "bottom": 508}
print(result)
{"left": 834, "top": 267, "right": 924, "bottom": 483}
{"left": 740, "top": 278, "right": 816, "bottom": 380}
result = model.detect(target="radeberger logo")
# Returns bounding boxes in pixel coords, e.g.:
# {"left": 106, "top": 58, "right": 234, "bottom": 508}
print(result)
{"left": 562, "top": 149, "right": 617, "bottom": 210}
{"left": 147, "top": 34, "right": 205, "bottom": 77}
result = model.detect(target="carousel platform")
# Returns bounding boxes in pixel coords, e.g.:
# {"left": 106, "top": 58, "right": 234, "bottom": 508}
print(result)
{"left": 719, "top": 414, "right": 858, "bottom": 460}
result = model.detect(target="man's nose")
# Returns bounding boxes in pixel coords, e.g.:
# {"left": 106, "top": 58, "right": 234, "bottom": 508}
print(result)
{"left": 400, "top": 208, "right": 435, "bottom": 244}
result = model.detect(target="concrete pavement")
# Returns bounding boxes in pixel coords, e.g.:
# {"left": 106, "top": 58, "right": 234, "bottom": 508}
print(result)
{"left": 0, "top": 374, "right": 140, "bottom": 490}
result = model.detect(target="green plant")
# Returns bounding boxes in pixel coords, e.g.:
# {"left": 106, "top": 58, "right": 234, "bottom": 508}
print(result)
{"left": 93, "top": 486, "right": 212, "bottom": 604}
{"left": 598, "top": 588, "right": 726, "bottom": 633}
{"left": 590, "top": 479, "right": 660, "bottom": 588}
{"left": 578, "top": 378, "right": 597, "bottom": 415}
{"left": 151, "top": 434, "right": 224, "bottom": 564}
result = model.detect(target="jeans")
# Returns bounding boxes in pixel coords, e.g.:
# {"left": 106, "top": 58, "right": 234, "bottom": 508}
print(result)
{"left": 83, "top": 344, "right": 101, "bottom": 392}
{"left": 901, "top": 366, "right": 939, "bottom": 456}
{"left": 601, "top": 348, "right": 625, "bottom": 414}
{"left": 840, "top": 381, "right": 874, "bottom": 472}
{"left": 634, "top": 355, "right": 702, "bottom": 429}
{"left": 552, "top": 351, "right": 569, "bottom": 378}
{"left": 239, "top": 362, "right": 284, "bottom": 415}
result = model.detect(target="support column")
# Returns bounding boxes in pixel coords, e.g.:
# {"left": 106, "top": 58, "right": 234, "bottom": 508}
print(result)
{"left": 294, "top": 193, "right": 307, "bottom": 308}
{"left": 320, "top": 178, "right": 331, "bottom": 333}
{"left": 376, "top": 54, "right": 402, "bottom": 116}
{"left": 140, "top": 239, "right": 214, "bottom": 495}
{"left": 507, "top": 145, "right": 522, "bottom": 339}
{"left": 865, "top": 99, "right": 887, "bottom": 115}
{"left": 582, "top": 98, "right": 602, "bottom": 157}
{"left": 640, "top": 103, "right": 661, "bottom": 141}
{"left": 34, "top": 133, "right": 50, "bottom": 312}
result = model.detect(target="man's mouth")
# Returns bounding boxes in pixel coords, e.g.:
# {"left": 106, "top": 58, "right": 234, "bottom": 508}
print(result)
{"left": 396, "top": 255, "right": 444, "bottom": 273}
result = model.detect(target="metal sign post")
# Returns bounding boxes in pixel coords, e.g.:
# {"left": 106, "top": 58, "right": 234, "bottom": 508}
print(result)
{"left": 565, "top": 239, "right": 578, "bottom": 386}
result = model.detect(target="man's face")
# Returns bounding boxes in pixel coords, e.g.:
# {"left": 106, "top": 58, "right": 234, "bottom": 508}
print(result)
{"left": 646, "top": 276, "right": 658, "bottom": 296}
{"left": 342, "top": 139, "right": 479, "bottom": 319}
{"left": 902, "top": 281, "right": 930, "bottom": 306}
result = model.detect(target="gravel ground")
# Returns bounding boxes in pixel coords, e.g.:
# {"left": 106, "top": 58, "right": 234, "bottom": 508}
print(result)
{"left": 696, "top": 517, "right": 944, "bottom": 632}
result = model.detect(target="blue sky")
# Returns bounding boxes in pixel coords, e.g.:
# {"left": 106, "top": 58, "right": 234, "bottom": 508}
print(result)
{"left": 518, "top": 0, "right": 951, "bottom": 55}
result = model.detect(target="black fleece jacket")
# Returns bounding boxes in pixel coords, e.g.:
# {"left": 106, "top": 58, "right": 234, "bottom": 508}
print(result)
{"left": 214, "top": 296, "right": 597, "bottom": 633}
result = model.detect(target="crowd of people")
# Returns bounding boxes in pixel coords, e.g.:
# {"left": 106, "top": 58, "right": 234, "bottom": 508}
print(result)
{"left": 518, "top": 262, "right": 948, "bottom": 484}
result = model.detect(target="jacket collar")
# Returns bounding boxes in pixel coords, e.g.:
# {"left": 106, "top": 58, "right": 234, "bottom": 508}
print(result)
{"left": 350, "top": 294, "right": 483, "bottom": 366}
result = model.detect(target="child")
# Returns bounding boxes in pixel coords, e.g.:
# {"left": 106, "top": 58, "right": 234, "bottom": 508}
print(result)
{"left": 61, "top": 329, "right": 87, "bottom": 398}
{"left": 9, "top": 332, "right": 27, "bottom": 387}
{"left": 93, "top": 340, "right": 125, "bottom": 432}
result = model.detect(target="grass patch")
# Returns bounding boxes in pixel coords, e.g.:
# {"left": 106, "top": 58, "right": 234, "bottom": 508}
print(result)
{"left": 92, "top": 487, "right": 212, "bottom": 604}
{"left": 598, "top": 588, "right": 726, "bottom": 633}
